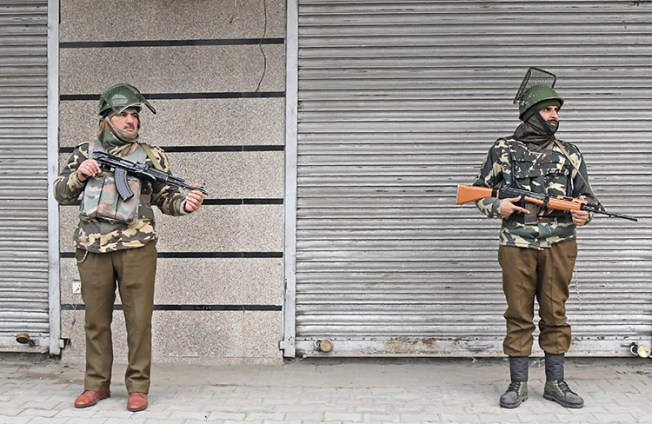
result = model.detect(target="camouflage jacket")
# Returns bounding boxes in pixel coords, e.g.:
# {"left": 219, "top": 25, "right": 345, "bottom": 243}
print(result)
{"left": 473, "top": 137, "right": 596, "bottom": 250}
{"left": 53, "top": 142, "right": 188, "bottom": 253}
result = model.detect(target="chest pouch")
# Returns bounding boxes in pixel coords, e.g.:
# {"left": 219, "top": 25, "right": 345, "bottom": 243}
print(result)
{"left": 79, "top": 171, "right": 141, "bottom": 225}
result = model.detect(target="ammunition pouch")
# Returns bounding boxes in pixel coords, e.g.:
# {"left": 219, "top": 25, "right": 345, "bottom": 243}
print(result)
{"left": 79, "top": 140, "right": 147, "bottom": 225}
{"left": 79, "top": 172, "right": 141, "bottom": 224}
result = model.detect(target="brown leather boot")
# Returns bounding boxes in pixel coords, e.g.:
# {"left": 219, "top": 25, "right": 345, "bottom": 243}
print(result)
{"left": 127, "top": 392, "right": 148, "bottom": 412}
{"left": 74, "top": 390, "right": 110, "bottom": 408}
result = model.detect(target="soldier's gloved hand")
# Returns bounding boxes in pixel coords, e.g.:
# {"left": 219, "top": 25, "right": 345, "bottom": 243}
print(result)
{"left": 499, "top": 196, "right": 530, "bottom": 219}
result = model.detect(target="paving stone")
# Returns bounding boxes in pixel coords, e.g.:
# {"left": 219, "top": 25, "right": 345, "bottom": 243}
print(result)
{"left": 0, "top": 356, "right": 649, "bottom": 424}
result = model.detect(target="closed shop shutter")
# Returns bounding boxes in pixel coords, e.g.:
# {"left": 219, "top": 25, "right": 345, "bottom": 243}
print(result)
{"left": 288, "top": 1, "right": 652, "bottom": 357}
{"left": 0, "top": 1, "right": 50, "bottom": 352}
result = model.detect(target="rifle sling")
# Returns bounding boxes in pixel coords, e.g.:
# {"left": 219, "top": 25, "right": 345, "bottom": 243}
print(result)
{"left": 140, "top": 143, "right": 164, "bottom": 171}
{"left": 553, "top": 139, "right": 601, "bottom": 208}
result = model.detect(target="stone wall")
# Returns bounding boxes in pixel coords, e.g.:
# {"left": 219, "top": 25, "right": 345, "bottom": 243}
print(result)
{"left": 57, "top": 0, "right": 286, "bottom": 364}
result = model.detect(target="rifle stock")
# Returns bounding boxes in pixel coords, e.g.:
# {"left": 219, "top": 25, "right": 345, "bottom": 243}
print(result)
{"left": 455, "top": 184, "right": 494, "bottom": 205}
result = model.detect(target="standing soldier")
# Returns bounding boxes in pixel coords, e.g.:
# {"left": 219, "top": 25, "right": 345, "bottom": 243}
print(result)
{"left": 472, "top": 68, "right": 595, "bottom": 409}
{"left": 53, "top": 83, "right": 205, "bottom": 412}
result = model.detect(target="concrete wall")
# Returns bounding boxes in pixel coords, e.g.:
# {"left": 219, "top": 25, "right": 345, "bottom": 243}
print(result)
{"left": 57, "top": 0, "right": 286, "bottom": 364}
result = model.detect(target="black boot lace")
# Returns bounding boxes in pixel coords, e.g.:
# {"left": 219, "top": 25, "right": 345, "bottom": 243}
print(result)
{"left": 507, "top": 381, "right": 524, "bottom": 393}
{"left": 557, "top": 380, "right": 576, "bottom": 395}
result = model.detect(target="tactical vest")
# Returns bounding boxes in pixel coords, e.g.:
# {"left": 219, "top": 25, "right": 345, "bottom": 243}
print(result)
{"left": 504, "top": 137, "right": 574, "bottom": 224}
{"left": 79, "top": 140, "right": 147, "bottom": 225}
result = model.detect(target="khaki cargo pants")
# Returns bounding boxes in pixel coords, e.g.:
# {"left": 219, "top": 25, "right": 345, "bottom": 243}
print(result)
{"left": 498, "top": 238, "right": 577, "bottom": 357}
{"left": 76, "top": 242, "right": 157, "bottom": 394}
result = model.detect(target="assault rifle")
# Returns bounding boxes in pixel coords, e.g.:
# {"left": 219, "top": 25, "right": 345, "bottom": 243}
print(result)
{"left": 456, "top": 184, "right": 638, "bottom": 222}
{"left": 92, "top": 151, "right": 208, "bottom": 201}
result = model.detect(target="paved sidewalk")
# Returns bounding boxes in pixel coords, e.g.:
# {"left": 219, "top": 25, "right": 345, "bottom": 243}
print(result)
{"left": 0, "top": 354, "right": 650, "bottom": 423}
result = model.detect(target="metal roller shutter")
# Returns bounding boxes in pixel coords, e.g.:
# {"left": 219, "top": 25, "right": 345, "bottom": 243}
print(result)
{"left": 288, "top": 0, "right": 652, "bottom": 357}
{"left": 0, "top": 1, "right": 50, "bottom": 352}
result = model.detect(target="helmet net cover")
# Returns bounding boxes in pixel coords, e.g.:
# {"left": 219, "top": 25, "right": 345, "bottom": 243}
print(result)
{"left": 513, "top": 67, "right": 557, "bottom": 105}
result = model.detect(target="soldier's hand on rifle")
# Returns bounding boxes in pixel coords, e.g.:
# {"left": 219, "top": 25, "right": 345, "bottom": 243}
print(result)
{"left": 499, "top": 196, "right": 530, "bottom": 219}
{"left": 76, "top": 159, "right": 100, "bottom": 182}
{"left": 571, "top": 196, "right": 590, "bottom": 226}
{"left": 183, "top": 185, "right": 205, "bottom": 213}
{"left": 570, "top": 209, "right": 589, "bottom": 226}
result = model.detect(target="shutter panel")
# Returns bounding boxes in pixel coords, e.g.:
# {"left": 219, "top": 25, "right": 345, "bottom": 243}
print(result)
{"left": 292, "top": 0, "right": 652, "bottom": 357}
{"left": 0, "top": 1, "right": 50, "bottom": 352}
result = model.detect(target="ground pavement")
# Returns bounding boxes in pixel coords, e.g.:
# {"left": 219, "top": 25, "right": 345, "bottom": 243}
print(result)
{"left": 0, "top": 354, "right": 650, "bottom": 423}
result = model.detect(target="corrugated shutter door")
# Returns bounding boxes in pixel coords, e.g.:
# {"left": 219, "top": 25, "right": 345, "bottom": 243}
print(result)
{"left": 0, "top": 1, "right": 50, "bottom": 352}
{"left": 294, "top": 1, "right": 652, "bottom": 357}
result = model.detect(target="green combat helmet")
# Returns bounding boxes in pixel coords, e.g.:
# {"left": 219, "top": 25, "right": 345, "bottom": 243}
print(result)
{"left": 518, "top": 86, "right": 564, "bottom": 120}
{"left": 98, "top": 83, "right": 156, "bottom": 117}
{"left": 514, "top": 68, "right": 563, "bottom": 120}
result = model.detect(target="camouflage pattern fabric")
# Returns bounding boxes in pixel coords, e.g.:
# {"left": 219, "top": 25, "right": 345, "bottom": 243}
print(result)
{"left": 473, "top": 137, "right": 596, "bottom": 250}
{"left": 53, "top": 142, "right": 188, "bottom": 253}
{"left": 79, "top": 147, "right": 143, "bottom": 225}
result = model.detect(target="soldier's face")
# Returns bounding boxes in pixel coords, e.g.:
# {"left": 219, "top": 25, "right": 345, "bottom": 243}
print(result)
{"left": 111, "top": 108, "right": 140, "bottom": 135}
{"left": 539, "top": 105, "right": 559, "bottom": 130}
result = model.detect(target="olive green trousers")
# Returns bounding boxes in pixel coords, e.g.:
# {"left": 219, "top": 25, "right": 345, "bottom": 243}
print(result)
{"left": 76, "top": 242, "right": 157, "bottom": 394}
{"left": 498, "top": 238, "right": 577, "bottom": 357}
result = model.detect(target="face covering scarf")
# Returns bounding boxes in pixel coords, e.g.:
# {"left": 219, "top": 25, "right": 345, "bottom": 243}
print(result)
{"left": 97, "top": 114, "right": 140, "bottom": 156}
{"left": 513, "top": 111, "right": 559, "bottom": 152}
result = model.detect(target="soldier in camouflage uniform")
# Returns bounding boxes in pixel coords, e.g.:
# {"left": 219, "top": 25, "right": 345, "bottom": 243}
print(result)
{"left": 473, "top": 73, "right": 594, "bottom": 409}
{"left": 53, "top": 83, "right": 205, "bottom": 412}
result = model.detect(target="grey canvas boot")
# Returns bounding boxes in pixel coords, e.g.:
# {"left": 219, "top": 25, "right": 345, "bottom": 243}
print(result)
{"left": 543, "top": 353, "right": 584, "bottom": 408}
{"left": 499, "top": 356, "right": 529, "bottom": 408}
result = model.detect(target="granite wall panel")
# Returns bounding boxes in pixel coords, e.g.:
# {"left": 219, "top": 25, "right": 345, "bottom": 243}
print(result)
{"left": 57, "top": 0, "right": 288, "bottom": 364}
